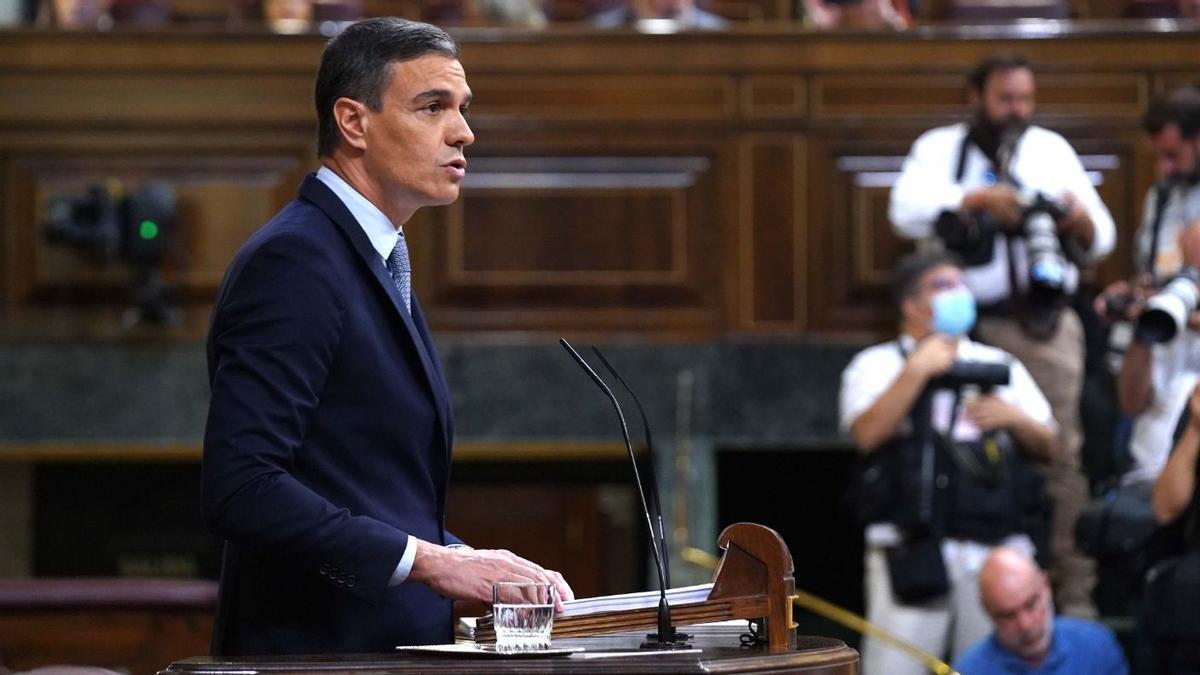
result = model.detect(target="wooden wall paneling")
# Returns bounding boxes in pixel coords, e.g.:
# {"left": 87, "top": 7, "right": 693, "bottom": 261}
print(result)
{"left": 810, "top": 72, "right": 1147, "bottom": 121}
{"left": 741, "top": 76, "right": 807, "bottom": 120}
{"left": 1, "top": 156, "right": 36, "bottom": 309}
{"left": 2, "top": 27, "right": 1199, "bottom": 337}
{"left": 1064, "top": 137, "right": 1139, "bottom": 287}
{"left": 468, "top": 75, "right": 736, "bottom": 122}
{"left": 0, "top": 610, "right": 212, "bottom": 674}
{"left": 738, "top": 135, "right": 806, "bottom": 331}
{"left": 1031, "top": 73, "right": 1148, "bottom": 118}
{"left": 423, "top": 153, "right": 723, "bottom": 332}
{"left": 810, "top": 74, "right": 968, "bottom": 120}
{"left": 447, "top": 484, "right": 607, "bottom": 598}
{"left": 0, "top": 72, "right": 314, "bottom": 128}
{"left": 806, "top": 138, "right": 917, "bottom": 335}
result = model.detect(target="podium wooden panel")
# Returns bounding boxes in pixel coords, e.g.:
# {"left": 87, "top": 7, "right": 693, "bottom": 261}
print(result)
{"left": 159, "top": 524, "right": 857, "bottom": 673}
{"left": 159, "top": 635, "right": 858, "bottom": 675}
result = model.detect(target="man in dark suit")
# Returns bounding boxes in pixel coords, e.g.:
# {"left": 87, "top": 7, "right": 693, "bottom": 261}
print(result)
{"left": 202, "top": 18, "right": 573, "bottom": 655}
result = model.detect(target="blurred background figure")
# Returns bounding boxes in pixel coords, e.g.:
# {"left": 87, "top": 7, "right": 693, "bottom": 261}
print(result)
{"left": 955, "top": 547, "right": 1128, "bottom": 674}
{"left": 590, "top": 0, "right": 728, "bottom": 29}
{"left": 800, "top": 0, "right": 911, "bottom": 30}
{"left": 262, "top": 0, "right": 311, "bottom": 32}
{"left": 462, "top": 0, "right": 547, "bottom": 27}
{"left": 38, "top": 0, "right": 114, "bottom": 28}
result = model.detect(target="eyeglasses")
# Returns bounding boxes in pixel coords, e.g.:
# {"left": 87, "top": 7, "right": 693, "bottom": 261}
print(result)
{"left": 919, "top": 275, "right": 963, "bottom": 293}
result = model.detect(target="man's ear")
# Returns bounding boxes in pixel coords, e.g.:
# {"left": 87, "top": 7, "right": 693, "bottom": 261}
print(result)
{"left": 332, "top": 97, "right": 369, "bottom": 152}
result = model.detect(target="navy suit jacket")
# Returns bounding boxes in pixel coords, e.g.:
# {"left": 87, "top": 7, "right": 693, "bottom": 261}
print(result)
{"left": 202, "top": 174, "right": 460, "bottom": 655}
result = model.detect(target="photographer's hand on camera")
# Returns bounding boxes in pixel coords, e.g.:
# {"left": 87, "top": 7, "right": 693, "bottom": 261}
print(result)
{"left": 909, "top": 334, "right": 959, "bottom": 379}
{"left": 966, "top": 395, "right": 1057, "bottom": 461}
{"left": 962, "top": 185, "right": 1024, "bottom": 229}
{"left": 849, "top": 335, "right": 958, "bottom": 453}
{"left": 1095, "top": 278, "right": 1150, "bottom": 324}
{"left": 1055, "top": 191, "right": 1096, "bottom": 251}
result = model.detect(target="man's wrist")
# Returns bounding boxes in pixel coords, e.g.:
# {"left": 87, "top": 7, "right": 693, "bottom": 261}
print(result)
{"left": 407, "top": 537, "right": 446, "bottom": 585}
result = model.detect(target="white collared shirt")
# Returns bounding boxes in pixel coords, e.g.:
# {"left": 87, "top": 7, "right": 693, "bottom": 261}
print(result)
{"left": 889, "top": 123, "right": 1116, "bottom": 306}
{"left": 1124, "top": 333, "right": 1200, "bottom": 486}
{"left": 316, "top": 165, "right": 401, "bottom": 265}
{"left": 1133, "top": 181, "right": 1200, "bottom": 279}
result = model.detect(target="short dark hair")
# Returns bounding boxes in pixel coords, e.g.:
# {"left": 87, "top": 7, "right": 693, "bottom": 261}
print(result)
{"left": 891, "top": 251, "right": 963, "bottom": 305}
{"left": 1143, "top": 86, "right": 1200, "bottom": 140}
{"left": 967, "top": 54, "right": 1032, "bottom": 94}
{"left": 315, "top": 18, "right": 459, "bottom": 157}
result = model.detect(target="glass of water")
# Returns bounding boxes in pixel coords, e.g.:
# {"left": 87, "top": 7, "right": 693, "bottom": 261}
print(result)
{"left": 492, "top": 581, "right": 557, "bottom": 653}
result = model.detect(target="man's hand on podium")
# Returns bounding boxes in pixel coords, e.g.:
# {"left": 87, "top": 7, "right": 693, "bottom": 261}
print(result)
{"left": 408, "top": 538, "right": 574, "bottom": 612}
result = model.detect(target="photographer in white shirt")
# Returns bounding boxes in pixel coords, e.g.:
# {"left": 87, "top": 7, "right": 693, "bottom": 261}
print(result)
{"left": 889, "top": 54, "right": 1115, "bottom": 619}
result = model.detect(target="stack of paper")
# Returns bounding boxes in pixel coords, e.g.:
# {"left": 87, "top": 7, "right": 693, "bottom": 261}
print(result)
{"left": 558, "top": 583, "right": 714, "bottom": 618}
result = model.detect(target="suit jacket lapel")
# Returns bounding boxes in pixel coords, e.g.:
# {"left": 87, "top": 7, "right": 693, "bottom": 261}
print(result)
{"left": 297, "top": 174, "right": 452, "bottom": 448}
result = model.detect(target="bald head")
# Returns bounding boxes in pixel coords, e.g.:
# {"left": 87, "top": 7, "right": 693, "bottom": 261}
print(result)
{"left": 979, "top": 548, "right": 1055, "bottom": 664}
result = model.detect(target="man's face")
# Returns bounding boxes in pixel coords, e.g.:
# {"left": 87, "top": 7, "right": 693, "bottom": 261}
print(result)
{"left": 1148, "top": 123, "right": 1199, "bottom": 183}
{"left": 359, "top": 54, "right": 474, "bottom": 213}
{"left": 987, "top": 572, "right": 1055, "bottom": 662}
{"left": 976, "top": 67, "right": 1036, "bottom": 131}
{"left": 904, "top": 264, "right": 965, "bottom": 329}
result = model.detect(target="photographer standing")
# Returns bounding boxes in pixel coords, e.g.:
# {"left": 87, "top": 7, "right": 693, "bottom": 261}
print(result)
{"left": 1102, "top": 88, "right": 1200, "bottom": 489}
{"left": 889, "top": 54, "right": 1115, "bottom": 619}
{"left": 841, "top": 253, "right": 1056, "bottom": 675}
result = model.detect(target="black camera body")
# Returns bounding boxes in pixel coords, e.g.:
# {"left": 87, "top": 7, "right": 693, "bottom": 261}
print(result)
{"left": 936, "top": 209, "right": 997, "bottom": 267}
{"left": 937, "top": 190, "right": 1072, "bottom": 334}
{"left": 928, "top": 361, "right": 1011, "bottom": 392}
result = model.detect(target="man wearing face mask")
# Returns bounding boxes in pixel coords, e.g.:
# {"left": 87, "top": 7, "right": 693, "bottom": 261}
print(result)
{"left": 954, "top": 548, "right": 1127, "bottom": 675}
{"left": 841, "top": 253, "right": 1057, "bottom": 675}
{"left": 889, "top": 54, "right": 1114, "bottom": 620}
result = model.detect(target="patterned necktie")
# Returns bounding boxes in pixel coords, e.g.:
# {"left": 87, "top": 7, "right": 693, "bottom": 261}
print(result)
{"left": 387, "top": 232, "right": 411, "bottom": 313}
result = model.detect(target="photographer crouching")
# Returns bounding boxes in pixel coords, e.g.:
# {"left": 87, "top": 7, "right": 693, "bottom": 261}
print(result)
{"left": 841, "top": 252, "right": 1056, "bottom": 675}
{"left": 889, "top": 54, "right": 1116, "bottom": 619}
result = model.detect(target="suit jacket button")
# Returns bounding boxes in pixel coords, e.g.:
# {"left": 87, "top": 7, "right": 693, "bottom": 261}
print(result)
{"left": 319, "top": 564, "right": 330, "bottom": 576}
{"left": 346, "top": 575, "right": 357, "bottom": 588}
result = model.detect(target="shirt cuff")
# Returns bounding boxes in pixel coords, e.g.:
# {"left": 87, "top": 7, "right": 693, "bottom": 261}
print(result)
{"left": 388, "top": 536, "right": 419, "bottom": 587}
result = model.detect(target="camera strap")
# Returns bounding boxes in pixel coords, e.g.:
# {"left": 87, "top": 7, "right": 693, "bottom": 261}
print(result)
{"left": 897, "top": 340, "right": 962, "bottom": 529}
{"left": 954, "top": 133, "right": 971, "bottom": 183}
{"left": 897, "top": 341, "right": 937, "bottom": 525}
{"left": 1146, "top": 183, "right": 1173, "bottom": 282}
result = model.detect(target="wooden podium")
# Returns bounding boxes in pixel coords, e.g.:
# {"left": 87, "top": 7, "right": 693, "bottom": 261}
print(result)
{"left": 159, "top": 523, "right": 859, "bottom": 674}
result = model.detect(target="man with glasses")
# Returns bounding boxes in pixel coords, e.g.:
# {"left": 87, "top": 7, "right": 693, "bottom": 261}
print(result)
{"left": 841, "top": 252, "right": 1057, "bottom": 675}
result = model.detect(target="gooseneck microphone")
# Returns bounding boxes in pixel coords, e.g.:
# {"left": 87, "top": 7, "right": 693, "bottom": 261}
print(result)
{"left": 559, "top": 338, "right": 691, "bottom": 649}
{"left": 590, "top": 347, "right": 672, "bottom": 591}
